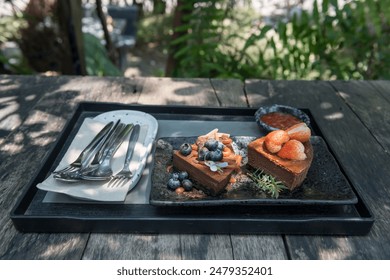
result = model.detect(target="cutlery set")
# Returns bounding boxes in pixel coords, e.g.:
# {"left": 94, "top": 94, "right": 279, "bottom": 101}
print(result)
{"left": 53, "top": 120, "right": 140, "bottom": 184}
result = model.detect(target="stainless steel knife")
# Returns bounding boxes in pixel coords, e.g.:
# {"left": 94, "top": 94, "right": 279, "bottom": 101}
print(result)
{"left": 122, "top": 124, "right": 141, "bottom": 170}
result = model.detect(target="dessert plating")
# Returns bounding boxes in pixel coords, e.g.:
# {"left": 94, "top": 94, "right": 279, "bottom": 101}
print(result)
{"left": 248, "top": 123, "right": 313, "bottom": 190}
{"left": 172, "top": 129, "right": 242, "bottom": 196}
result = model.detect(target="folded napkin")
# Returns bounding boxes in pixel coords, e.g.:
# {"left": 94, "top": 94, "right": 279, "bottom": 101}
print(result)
{"left": 37, "top": 118, "right": 149, "bottom": 202}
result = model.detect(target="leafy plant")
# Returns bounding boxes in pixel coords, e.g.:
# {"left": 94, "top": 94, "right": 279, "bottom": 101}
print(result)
{"left": 166, "top": 0, "right": 390, "bottom": 80}
{"left": 137, "top": 13, "right": 173, "bottom": 47}
{"left": 252, "top": 0, "right": 390, "bottom": 80}
{"left": 0, "top": 13, "right": 32, "bottom": 74}
{"left": 247, "top": 169, "right": 287, "bottom": 199}
{"left": 83, "top": 33, "right": 122, "bottom": 76}
{"left": 168, "top": 0, "right": 236, "bottom": 77}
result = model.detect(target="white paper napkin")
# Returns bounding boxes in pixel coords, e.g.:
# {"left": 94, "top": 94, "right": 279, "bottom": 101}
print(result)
{"left": 37, "top": 118, "right": 149, "bottom": 202}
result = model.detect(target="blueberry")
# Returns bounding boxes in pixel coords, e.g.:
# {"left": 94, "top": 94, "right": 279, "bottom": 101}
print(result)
{"left": 217, "top": 141, "right": 224, "bottom": 151}
{"left": 182, "top": 179, "right": 193, "bottom": 191}
{"left": 198, "top": 147, "right": 210, "bottom": 161}
{"left": 204, "top": 139, "right": 218, "bottom": 151}
{"left": 170, "top": 172, "right": 179, "bottom": 180}
{"left": 179, "top": 143, "right": 192, "bottom": 156}
{"left": 167, "top": 178, "right": 181, "bottom": 190}
{"left": 178, "top": 171, "right": 189, "bottom": 181}
{"left": 208, "top": 149, "right": 223, "bottom": 161}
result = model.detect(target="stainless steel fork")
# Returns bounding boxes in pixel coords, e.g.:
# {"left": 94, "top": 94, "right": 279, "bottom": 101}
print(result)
{"left": 53, "top": 121, "right": 114, "bottom": 174}
{"left": 111, "top": 124, "right": 140, "bottom": 185}
{"left": 53, "top": 120, "right": 122, "bottom": 182}
{"left": 80, "top": 123, "right": 134, "bottom": 181}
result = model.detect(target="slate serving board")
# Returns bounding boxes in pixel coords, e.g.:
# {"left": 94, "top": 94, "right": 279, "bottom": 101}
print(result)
{"left": 150, "top": 136, "right": 358, "bottom": 206}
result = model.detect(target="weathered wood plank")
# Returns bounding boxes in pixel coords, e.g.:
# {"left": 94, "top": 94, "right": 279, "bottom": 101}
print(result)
{"left": 0, "top": 75, "right": 60, "bottom": 145}
{"left": 180, "top": 234, "right": 233, "bottom": 260}
{"left": 0, "top": 107, "right": 89, "bottom": 259}
{"left": 369, "top": 80, "right": 390, "bottom": 104}
{"left": 231, "top": 235, "right": 288, "bottom": 260}
{"left": 330, "top": 80, "right": 390, "bottom": 154}
{"left": 137, "top": 77, "right": 220, "bottom": 106}
{"left": 0, "top": 76, "right": 143, "bottom": 259}
{"left": 6, "top": 76, "right": 388, "bottom": 260}
{"left": 210, "top": 78, "right": 248, "bottom": 107}
{"left": 245, "top": 80, "right": 390, "bottom": 259}
{"left": 82, "top": 234, "right": 181, "bottom": 260}
{"left": 0, "top": 212, "right": 88, "bottom": 259}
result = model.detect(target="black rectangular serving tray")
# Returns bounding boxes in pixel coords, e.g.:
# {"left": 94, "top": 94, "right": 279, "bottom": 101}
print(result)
{"left": 10, "top": 102, "right": 374, "bottom": 235}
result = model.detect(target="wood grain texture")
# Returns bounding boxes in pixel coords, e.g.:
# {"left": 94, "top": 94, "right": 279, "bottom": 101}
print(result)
{"left": 0, "top": 75, "right": 58, "bottom": 145}
{"left": 0, "top": 107, "right": 89, "bottom": 259}
{"left": 137, "top": 77, "right": 220, "bottom": 106}
{"left": 210, "top": 78, "right": 248, "bottom": 107}
{"left": 330, "top": 80, "right": 390, "bottom": 153}
{"left": 231, "top": 235, "right": 287, "bottom": 260}
{"left": 83, "top": 234, "right": 181, "bottom": 260}
{"left": 2, "top": 76, "right": 389, "bottom": 260}
{"left": 245, "top": 79, "right": 390, "bottom": 259}
{"left": 369, "top": 80, "right": 390, "bottom": 104}
{"left": 180, "top": 234, "right": 233, "bottom": 260}
{"left": 0, "top": 76, "right": 143, "bottom": 259}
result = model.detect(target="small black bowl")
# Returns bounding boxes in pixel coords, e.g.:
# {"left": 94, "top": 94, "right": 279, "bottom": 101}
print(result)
{"left": 255, "top": 104, "right": 310, "bottom": 133}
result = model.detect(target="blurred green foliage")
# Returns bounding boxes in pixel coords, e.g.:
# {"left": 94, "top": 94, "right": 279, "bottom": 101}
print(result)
{"left": 83, "top": 33, "right": 122, "bottom": 76}
{"left": 253, "top": 0, "right": 390, "bottom": 80}
{"left": 0, "top": 13, "right": 33, "bottom": 74}
{"left": 170, "top": 0, "right": 229, "bottom": 77}
{"left": 165, "top": 0, "right": 390, "bottom": 80}
{"left": 137, "top": 13, "right": 173, "bottom": 47}
{"left": 3, "top": 0, "right": 389, "bottom": 80}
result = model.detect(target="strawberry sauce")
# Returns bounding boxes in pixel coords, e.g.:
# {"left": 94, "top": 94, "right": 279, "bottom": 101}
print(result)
{"left": 260, "top": 112, "right": 302, "bottom": 130}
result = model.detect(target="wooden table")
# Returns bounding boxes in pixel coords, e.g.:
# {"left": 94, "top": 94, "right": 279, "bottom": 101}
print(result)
{"left": 0, "top": 75, "right": 389, "bottom": 260}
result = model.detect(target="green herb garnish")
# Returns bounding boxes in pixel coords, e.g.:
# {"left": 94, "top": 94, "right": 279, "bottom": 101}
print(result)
{"left": 247, "top": 169, "right": 288, "bottom": 199}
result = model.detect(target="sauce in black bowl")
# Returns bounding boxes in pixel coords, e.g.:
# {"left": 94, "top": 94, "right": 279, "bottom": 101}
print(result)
{"left": 255, "top": 104, "right": 310, "bottom": 132}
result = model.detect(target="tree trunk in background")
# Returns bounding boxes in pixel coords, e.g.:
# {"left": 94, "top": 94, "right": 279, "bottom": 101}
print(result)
{"left": 134, "top": 0, "right": 144, "bottom": 20}
{"left": 165, "top": 0, "right": 193, "bottom": 76}
{"left": 57, "top": 0, "right": 86, "bottom": 75}
{"left": 96, "top": 0, "right": 118, "bottom": 65}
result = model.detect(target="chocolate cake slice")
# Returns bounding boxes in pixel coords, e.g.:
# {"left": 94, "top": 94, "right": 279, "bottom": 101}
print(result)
{"left": 173, "top": 150, "right": 235, "bottom": 196}
{"left": 247, "top": 137, "right": 313, "bottom": 190}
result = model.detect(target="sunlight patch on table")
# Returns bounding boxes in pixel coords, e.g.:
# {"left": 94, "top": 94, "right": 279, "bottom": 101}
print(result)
{"left": 0, "top": 141, "right": 24, "bottom": 154}
{"left": 318, "top": 238, "right": 352, "bottom": 259}
{"left": 25, "top": 94, "right": 36, "bottom": 101}
{"left": 339, "top": 91, "right": 350, "bottom": 99}
{"left": 40, "top": 238, "right": 83, "bottom": 259}
{"left": 324, "top": 112, "right": 344, "bottom": 121}
{"left": 320, "top": 102, "right": 333, "bottom": 110}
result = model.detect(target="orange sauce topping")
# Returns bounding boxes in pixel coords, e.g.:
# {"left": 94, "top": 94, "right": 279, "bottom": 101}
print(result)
{"left": 260, "top": 112, "right": 302, "bottom": 130}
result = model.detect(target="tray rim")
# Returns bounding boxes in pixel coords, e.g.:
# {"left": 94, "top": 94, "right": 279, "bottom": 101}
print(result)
{"left": 10, "top": 101, "right": 374, "bottom": 235}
